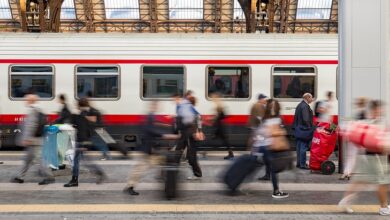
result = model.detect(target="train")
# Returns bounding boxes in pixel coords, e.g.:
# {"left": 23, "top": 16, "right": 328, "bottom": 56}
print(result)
{"left": 0, "top": 33, "right": 338, "bottom": 149}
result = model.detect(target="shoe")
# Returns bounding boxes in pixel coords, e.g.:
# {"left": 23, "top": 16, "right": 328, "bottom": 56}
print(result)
{"left": 272, "top": 191, "right": 289, "bottom": 199}
{"left": 187, "top": 176, "right": 201, "bottom": 180}
{"left": 224, "top": 154, "right": 234, "bottom": 160}
{"left": 258, "top": 175, "right": 270, "bottom": 181}
{"left": 96, "top": 171, "right": 107, "bottom": 184}
{"left": 11, "top": 177, "right": 24, "bottom": 184}
{"left": 379, "top": 207, "right": 390, "bottom": 216}
{"left": 58, "top": 164, "right": 66, "bottom": 170}
{"left": 123, "top": 187, "right": 139, "bottom": 196}
{"left": 299, "top": 165, "right": 310, "bottom": 170}
{"left": 38, "top": 178, "right": 55, "bottom": 185}
{"left": 338, "top": 194, "right": 356, "bottom": 214}
{"left": 64, "top": 176, "right": 78, "bottom": 187}
{"left": 0, "top": 161, "right": 3, "bottom": 164}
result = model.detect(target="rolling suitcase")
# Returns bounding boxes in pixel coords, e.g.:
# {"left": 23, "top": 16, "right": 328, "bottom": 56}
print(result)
{"left": 223, "top": 154, "right": 260, "bottom": 192}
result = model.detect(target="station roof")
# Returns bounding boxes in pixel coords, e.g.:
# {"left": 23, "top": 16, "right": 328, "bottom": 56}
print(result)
{"left": 0, "top": 0, "right": 338, "bottom": 33}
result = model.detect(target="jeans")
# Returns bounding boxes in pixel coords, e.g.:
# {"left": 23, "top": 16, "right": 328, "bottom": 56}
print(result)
{"left": 258, "top": 146, "right": 278, "bottom": 192}
{"left": 92, "top": 134, "right": 110, "bottom": 158}
{"left": 72, "top": 144, "right": 103, "bottom": 177}
{"left": 296, "top": 140, "right": 310, "bottom": 168}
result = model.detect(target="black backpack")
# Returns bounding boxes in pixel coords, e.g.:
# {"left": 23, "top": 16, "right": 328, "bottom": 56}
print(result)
{"left": 314, "top": 101, "right": 323, "bottom": 118}
{"left": 34, "top": 110, "right": 47, "bottom": 137}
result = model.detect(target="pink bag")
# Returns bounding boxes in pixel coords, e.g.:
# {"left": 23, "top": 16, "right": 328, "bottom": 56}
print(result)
{"left": 344, "top": 121, "right": 388, "bottom": 153}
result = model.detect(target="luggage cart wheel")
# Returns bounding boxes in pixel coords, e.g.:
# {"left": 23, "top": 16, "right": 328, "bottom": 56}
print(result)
{"left": 321, "top": 161, "right": 335, "bottom": 175}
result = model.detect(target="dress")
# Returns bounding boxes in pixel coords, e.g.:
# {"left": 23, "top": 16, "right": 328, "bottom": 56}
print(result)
{"left": 352, "top": 119, "right": 390, "bottom": 184}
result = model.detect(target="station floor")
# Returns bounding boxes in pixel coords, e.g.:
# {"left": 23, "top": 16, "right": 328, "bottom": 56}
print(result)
{"left": 0, "top": 151, "right": 386, "bottom": 219}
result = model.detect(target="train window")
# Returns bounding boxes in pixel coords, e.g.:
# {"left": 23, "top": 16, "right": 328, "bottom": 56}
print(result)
{"left": 76, "top": 66, "right": 120, "bottom": 99}
{"left": 9, "top": 65, "right": 54, "bottom": 99}
{"left": 142, "top": 66, "right": 185, "bottom": 99}
{"left": 207, "top": 66, "right": 250, "bottom": 99}
{"left": 272, "top": 66, "right": 317, "bottom": 99}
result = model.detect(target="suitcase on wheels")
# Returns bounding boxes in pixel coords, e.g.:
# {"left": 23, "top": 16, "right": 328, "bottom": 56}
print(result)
{"left": 223, "top": 154, "right": 259, "bottom": 192}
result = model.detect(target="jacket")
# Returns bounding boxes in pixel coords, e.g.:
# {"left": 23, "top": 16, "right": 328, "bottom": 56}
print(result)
{"left": 292, "top": 100, "right": 313, "bottom": 130}
{"left": 53, "top": 104, "right": 71, "bottom": 124}
{"left": 17, "top": 105, "right": 42, "bottom": 146}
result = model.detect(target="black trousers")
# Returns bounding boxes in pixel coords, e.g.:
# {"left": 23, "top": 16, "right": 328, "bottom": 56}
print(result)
{"left": 176, "top": 125, "right": 202, "bottom": 177}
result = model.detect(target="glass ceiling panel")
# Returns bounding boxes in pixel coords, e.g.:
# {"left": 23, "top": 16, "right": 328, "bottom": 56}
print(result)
{"left": 233, "top": 0, "right": 245, "bottom": 20}
{"left": 296, "top": 0, "right": 333, "bottom": 20}
{"left": 169, "top": 0, "right": 203, "bottom": 20}
{"left": 104, "top": 0, "right": 140, "bottom": 19}
{"left": 61, "top": 0, "right": 76, "bottom": 19}
{"left": 0, "top": 0, "right": 12, "bottom": 19}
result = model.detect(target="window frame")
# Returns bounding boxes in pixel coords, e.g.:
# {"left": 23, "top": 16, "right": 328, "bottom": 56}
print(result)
{"left": 103, "top": 0, "right": 141, "bottom": 20}
{"left": 270, "top": 65, "right": 318, "bottom": 102}
{"left": 140, "top": 65, "right": 187, "bottom": 101}
{"left": 74, "top": 64, "right": 121, "bottom": 101}
{"left": 168, "top": 0, "right": 204, "bottom": 20}
{"left": 205, "top": 65, "right": 252, "bottom": 101}
{"left": 8, "top": 64, "right": 56, "bottom": 101}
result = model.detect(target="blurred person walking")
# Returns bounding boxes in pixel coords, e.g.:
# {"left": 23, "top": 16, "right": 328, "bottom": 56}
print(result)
{"left": 86, "top": 92, "right": 111, "bottom": 160}
{"left": 316, "top": 91, "right": 335, "bottom": 123}
{"left": 338, "top": 100, "right": 390, "bottom": 215}
{"left": 252, "top": 99, "right": 289, "bottom": 198}
{"left": 340, "top": 97, "right": 367, "bottom": 180}
{"left": 210, "top": 92, "right": 234, "bottom": 160}
{"left": 124, "top": 101, "right": 179, "bottom": 195}
{"left": 11, "top": 94, "right": 54, "bottom": 185}
{"left": 247, "top": 94, "right": 268, "bottom": 148}
{"left": 64, "top": 98, "right": 106, "bottom": 187}
{"left": 176, "top": 93, "right": 204, "bottom": 180}
{"left": 292, "top": 93, "right": 314, "bottom": 170}
{"left": 52, "top": 94, "right": 71, "bottom": 124}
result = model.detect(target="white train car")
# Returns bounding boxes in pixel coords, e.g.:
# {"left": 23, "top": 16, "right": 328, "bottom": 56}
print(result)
{"left": 0, "top": 33, "right": 338, "bottom": 149}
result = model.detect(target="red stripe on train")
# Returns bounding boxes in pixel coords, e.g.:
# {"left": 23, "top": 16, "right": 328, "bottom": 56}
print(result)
{"left": 0, "top": 114, "right": 338, "bottom": 126}
{"left": 0, "top": 59, "right": 338, "bottom": 65}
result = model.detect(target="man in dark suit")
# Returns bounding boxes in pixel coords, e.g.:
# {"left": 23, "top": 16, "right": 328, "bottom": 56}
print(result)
{"left": 292, "top": 93, "right": 314, "bottom": 169}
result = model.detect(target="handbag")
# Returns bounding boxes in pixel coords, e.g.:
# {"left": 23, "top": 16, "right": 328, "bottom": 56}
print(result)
{"left": 269, "top": 124, "right": 290, "bottom": 151}
{"left": 294, "top": 125, "right": 314, "bottom": 142}
{"left": 193, "top": 130, "right": 206, "bottom": 141}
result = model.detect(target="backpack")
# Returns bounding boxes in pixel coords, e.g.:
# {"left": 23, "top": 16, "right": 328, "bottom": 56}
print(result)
{"left": 34, "top": 110, "right": 47, "bottom": 137}
{"left": 314, "top": 101, "right": 323, "bottom": 118}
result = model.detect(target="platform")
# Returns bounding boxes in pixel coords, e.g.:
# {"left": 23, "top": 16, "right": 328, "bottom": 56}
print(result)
{"left": 0, "top": 151, "right": 384, "bottom": 219}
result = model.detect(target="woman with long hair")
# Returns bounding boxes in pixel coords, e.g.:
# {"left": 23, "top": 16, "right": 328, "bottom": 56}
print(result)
{"left": 252, "top": 99, "right": 288, "bottom": 199}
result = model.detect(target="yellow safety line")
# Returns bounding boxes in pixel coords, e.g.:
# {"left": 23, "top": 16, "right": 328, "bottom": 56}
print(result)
{"left": 0, "top": 204, "right": 380, "bottom": 213}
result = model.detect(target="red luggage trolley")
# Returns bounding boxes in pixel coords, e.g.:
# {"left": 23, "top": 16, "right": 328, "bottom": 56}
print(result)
{"left": 309, "top": 122, "right": 338, "bottom": 175}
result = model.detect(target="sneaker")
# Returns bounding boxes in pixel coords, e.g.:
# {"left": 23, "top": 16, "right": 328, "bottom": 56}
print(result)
{"left": 187, "top": 176, "right": 201, "bottom": 180}
{"left": 272, "top": 191, "right": 289, "bottom": 199}
{"left": 11, "top": 177, "right": 24, "bottom": 184}
{"left": 379, "top": 207, "right": 390, "bottom": 216}
{"left": 338, "top": 194, "right": 356, "bottom": 214}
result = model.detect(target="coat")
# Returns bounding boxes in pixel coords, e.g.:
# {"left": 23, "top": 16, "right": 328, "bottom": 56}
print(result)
{"left": 293, "top": 100, "right": 314, "bottom": 130}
